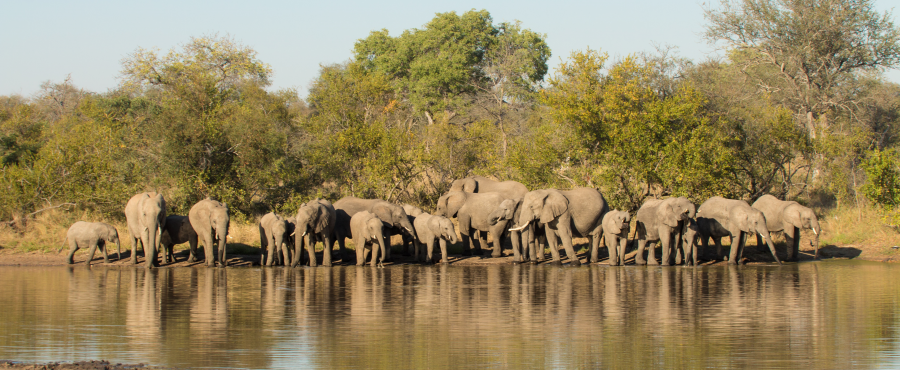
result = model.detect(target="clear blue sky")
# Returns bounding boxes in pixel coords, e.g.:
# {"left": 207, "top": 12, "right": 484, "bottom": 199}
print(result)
{"left": 2, "top": 0, "right": 898, "bottom": 98}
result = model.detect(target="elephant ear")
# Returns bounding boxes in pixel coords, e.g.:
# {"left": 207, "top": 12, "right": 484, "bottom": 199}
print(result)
{"left": 783, "top": 204, "right": 803, "bottom": 228}
{"left": 446, "top": 192, "right": 467, "bottom": 218}
{"left": 314, "top": 204, "right": 329, "bottom": 233}
{"left": 540, "top": 191, "right": 568, "bottom": 224}
{"left": 463, "top": 178, "right": 478, "bottom": 193}
{"left": 372, "top": 204, "right": 393, "bottom": 225}
{"left": 504, "top": 198, "right": 522, "bottom": 221}
{"left": 661, "top": 203, "right": 680, "bottom": 228}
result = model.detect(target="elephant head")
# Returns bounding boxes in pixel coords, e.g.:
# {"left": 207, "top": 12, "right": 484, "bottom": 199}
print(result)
{"left": 784, "top": 203, "right": 820, "bottom": 258}
{"left": 372, "top": 202, "right": 416, "bottom": 239}
{"left": 358, "top": 212, "right": 388, "bottom": 266}
{"left": 295, "top": 201, "right": 330, "bottom": 237}
{"left": 101, "top": 224, "right": 122, "bottom": 260}
{"left": 435, "top": 191, "right": 469, "bottom": 218}
{"left": 450, "top": 177, "right": 478, "bottom": 193}
{"left": 661, "top": 197, "right": 695, "bottom": 228}
{"left": 603, "top": 210, "right": 631, "bottom": 235}
{"left": 489, "top": 198, "right": 521, "bottom": 226}
{"left": 735, "top": 207, "right": 781, "bottom": 265}
{"left": 140, "top": 193, "right": 166, "bottom": 267}
{"left": 434, "top": 215, "right": 458, "bottom": 245}
{"left": 511, "top": 189, "right": 568, "bottom": 230}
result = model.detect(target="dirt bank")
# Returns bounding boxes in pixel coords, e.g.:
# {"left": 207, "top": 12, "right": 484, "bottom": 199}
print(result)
{"left": 0, "top": 360, "right": 164, "bottom": 370}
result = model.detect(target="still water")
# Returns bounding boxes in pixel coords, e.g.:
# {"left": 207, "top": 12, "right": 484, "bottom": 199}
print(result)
{"left": 0, "top": 261, "right": 898, "bottom": 369}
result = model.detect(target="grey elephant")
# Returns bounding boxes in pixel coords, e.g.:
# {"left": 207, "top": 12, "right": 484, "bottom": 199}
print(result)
{"left": 450, "top": 176, "right": 528, "bottom": 199}
{"left": 487, "top": 197, "right": 545, "bottom": 263}
{"left": 679, "top": 218, "right": 701, "bottom": 266}
{"left": 351, "top": 211, "right": 387, "bottom": 267}
{"left": 259, "top": 212, "right": 293, "bottom": 266}
{"left": 436, "top": 191, "right": 510, "bottom": 258}
{"left": 401, "top": 204, "right": 426, "bottom": 256}
{"left": 160, "top": 215, "right": 198, "bottom": 264}
{"left": 189, "top": 198, "right": 230, "bottom": 267}
{"left": 600, "top": 210, "right": 631, "bottom": 266}
{"left": 634, "top": 197, "right": 696, "bottom": 266}
{"left": 293, "top": 199, "right": 336, "bottom": 267}
{"left": 509, "top": 187, "right": 608, "bottom": 266}
{"left": 752, "top": 194, "right": 820, "bottom": 261}
{"left": 125, "top": 192, "right": 166, "bottom": 268}
{"left": 696, "top": 196, "right": 782, "bottom": 265}
{"left": 412, "top": 213, "right": 458, "bottom": 263}
{"left": 63, "top": 221, "right": 121, "bottom": 265}
{"left": 334, "top": 196, "right": 416, "bottom": 262}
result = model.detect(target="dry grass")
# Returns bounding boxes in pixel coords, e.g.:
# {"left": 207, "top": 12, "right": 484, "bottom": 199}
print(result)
{"left": 818, "top": 204, "right": 900, "bottom": 257}
{"left": 0, "top": 208, "right": 128, "bottom": 253}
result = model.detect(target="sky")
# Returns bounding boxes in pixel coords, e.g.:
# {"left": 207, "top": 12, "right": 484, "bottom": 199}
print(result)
{"left": 2, "top": 0, "right": 898, "bottom": 98}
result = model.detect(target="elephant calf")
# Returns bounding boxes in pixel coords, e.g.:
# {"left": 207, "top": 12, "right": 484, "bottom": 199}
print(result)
{"left": 351, "top": 211, "right": 387, "bottom": 267}
{"left": 599, "top": 210, "right": 631, "bottom": 266}
{"left": 160, "top": 215, "right": 198, "bottom": 264}
{"left": 259, "top": 213, "right": 293, "bottom": 266}
{"left": 412, "top": 213, "right": 458, "bottom": 263}
{"left": 62, "top": 221, "right": 121, "bottom": 265}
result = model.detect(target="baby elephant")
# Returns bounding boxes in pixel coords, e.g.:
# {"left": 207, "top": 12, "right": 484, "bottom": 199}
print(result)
{"left": 600, "top": 210, "right": 631, "bottom": 266}
{"left": 413, "top": 213, "right": 458, "bottom": 263}
{"left": 351, "top": 211, "right": 387, "bottom": 267}
{"left": 160, "top": 215, "right": 198, "bottom": 264}
{"left": 259, "top": 213, "right": 293, "bottom": 266}
{"left": 63, "top": 221, "right": 121, "bottom": 265}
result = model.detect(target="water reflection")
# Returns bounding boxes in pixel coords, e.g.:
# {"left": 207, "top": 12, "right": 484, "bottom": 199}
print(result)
{"left": 0, "top": 262, "right": 897, "bottom": 368}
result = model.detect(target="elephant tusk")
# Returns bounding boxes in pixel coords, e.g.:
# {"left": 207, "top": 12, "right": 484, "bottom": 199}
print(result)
{"left": 509, "top": 224, "right": 528, "bottom": 232}
{"left": 302, "top": 231, "right": 308, "bottom": 237}
{"left": 290, "top": 231, "right": 296, "bottom": 236}
{"left": 812, "top": 228, "right": 818, "bottom": 235}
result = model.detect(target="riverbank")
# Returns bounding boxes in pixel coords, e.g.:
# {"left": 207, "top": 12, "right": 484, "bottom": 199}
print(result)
{"left": 0, "top": 360, "right": 163, "bottom": 369}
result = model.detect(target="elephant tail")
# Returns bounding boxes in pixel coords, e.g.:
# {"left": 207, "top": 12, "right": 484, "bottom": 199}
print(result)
{"left": 58, "top": 237, "right": 68, "bottom": 254}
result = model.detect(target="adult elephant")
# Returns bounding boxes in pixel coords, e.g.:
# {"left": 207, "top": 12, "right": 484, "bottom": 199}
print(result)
{"left": 696, "top": 196, "right": 782, "bottom": 265}
{"left": 125, "top": 192, "right": 166, "bottom": 268}
{"left": 293, "top": 199, "right": 336, "bottom": 267}
{"left": 333, "top": 197, "right": 416, "bottom": 263}
{"left": 259, "top": 212, "right": 292, "bottom": 266}
{"left": 189, "top": 198, "right": 230, "bottom": 267}
{"left": 488, "top": 197, "right": 546, "bottom": 263}
{"left": 752, "top": 195, "right": 820, "bottom": 261}
{"left": 160, "top": 215, "right": 198, "bottom": 264}
{"left": 450, "top": 176, "right": 528, "bottom": 198}
{"left": 436, "top": 191, "right": 510, "bottom": 258}
{"left": 401, "top": 204, "right": 426, "bottom": 256}
{"left": 63, "top": 221, "right": 121, "bottom": 265}
{"left": 509, "top": 187, "right": 608, "bottom": 266}
{"left": 634, "top": 197, "right": 696, "bottom": 266}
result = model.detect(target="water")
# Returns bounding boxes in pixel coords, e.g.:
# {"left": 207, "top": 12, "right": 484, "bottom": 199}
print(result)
{"left": 0, "top": 261, "right": 898, "bottom": 369}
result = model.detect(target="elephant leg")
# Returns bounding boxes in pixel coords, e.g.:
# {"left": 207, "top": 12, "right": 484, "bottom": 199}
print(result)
{"left": 85, "top": 243, "right": 99, "bottom": 265}
{"left": 370, "top": 241, "right": 379, "bottom": 267}
{"left": 130, "top": 236, "right": 140, "bottom": 265}
{"left": 439, "top": 239, "right": 449, "bottom": 264}
{"left": 322, "top": 234, "right": 333, "bottom": 267}
{"left": 66, "top": 240, "right": 78, "bottom": 265}
{"left": 756, "top": 234, "right": 764, "bottom": 252}
{"left": 557, "top": 226, "right": 580, "bottom": 267}
{"left": 489, "top": 225, "right": 505, "bottom": 258}
{"left": 473, "top": 229, "right": 486, "bottom": 256}
{"left": 203, "top": 233, "right": 215, "bottom": 267}
{"left": 188, "top": 236, "right": 199, "bottom": 263}
{"left": 606, "top": 235, "right": 618, "bottom": 266}
{"left": 727, "top": 233, "right": 742, "bottom": 265}
{"left": 306, "top": 234, "right": 318, "bottom": 267}
{"left": 787, "top": 228, "right": 800, "bottom": 262}
{"left": 460, "top": 231, "right": 473, "bottom": 256}
{"left": 511, "top": 230, "right": 522, "bottom": 263}
{"left": 545, "top": 229, "right": 562, "bottom": 264}
{"left": 647, "top": 240, "right": 659, "bottom": 266}
{"left": 536, "top": 231, "right": 547, "bottom": 262}
{"left": 674, "top": 231, "right": 684, "bottom": 265}
{"left": 712, "top": 237, "right": 724, "bottom": 262}
{"left": 425, "top": 239, "right": 435, "bottom": 264}
{"left": 635, "top": 238, "right": 648, "bottom": 265}
{"left": 355, "top": 237, "right": 365, "bottom": 267}
{"left": 283, "top": 242, "right": 292, "bottom": 267}
{"left": 618, "top": 235, "right": 628, "bottom": 266}
{"left": 382, "top": 229, "right": 392, "bottom": 262}
{"left": 661, "top": 231, "right": 673, "bottom": 266}
{"left": 100, "top": 241, "right": 110, "bottom": 263}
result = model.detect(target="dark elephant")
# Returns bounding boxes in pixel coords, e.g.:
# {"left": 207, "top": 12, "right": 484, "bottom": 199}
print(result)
{"left": 293, "top": 199, "right": 336, "bottom": 267}
{"left": 509, "top": 187, "right": 608, "bottom": 266}
{"left": 752, "top": 194, "right": 820, "bottom": 261}
{"left": 351, "top": 211, "right": 388, "bottom": 267}
{"left": 125, "top": 192, "right": 166, "bottom": 268}
{"left": 189, "top": 198, "right": 230, "bottom": 267}
{"left": 63, "top": 221, "right": 121, "bottom": 265}
{"left": 696, "top": 196, "right": 782, "bottom": 265}
{"left": 160, "top": 215, "right": 198, "bottom": 264}
{"left": 436, "top": 191, "right": 510, "bottom": 258}
{"left": 634, "top": 197, "right": 695, "bottom": 266}
{"left": 401, "top": 204, "right": 426, "bottom": 256}
{"left": 334, "top": 197, "right": 416, "bottom": 263}
{"left": 412, "top": 213, "right": 458, "bottom": 263}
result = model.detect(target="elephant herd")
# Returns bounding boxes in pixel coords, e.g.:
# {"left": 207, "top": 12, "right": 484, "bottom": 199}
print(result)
{"left": 62, "top": 177, "right": 821, "bottom": 268}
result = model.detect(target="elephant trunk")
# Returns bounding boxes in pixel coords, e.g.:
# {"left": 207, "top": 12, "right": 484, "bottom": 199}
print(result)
{"left": 399, "top": 217, "right": 417, "bottom": 240}
{"left": 512, "top": 205, "right": 537, "bottom": 231}
{"left": 217, "top": 226, "right": 228, "bottom": 265}
{"left": 757, "top": 228, "right": 782, "bottom": 265}
{"left": 447, "top": 230, "right": 458, "bottom": 245}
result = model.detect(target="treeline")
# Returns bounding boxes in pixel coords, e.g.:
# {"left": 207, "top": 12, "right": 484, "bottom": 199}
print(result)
{"left": 2, "top": 2, "right": 900, "bottom": 226}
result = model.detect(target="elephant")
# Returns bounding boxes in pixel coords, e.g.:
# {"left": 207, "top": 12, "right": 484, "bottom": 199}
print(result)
{"left": 450, "top": 176, "right": 528, "bottom": 199}
{"left": 62, "top": 221, "right": 121, "bottom": 265}
{"left": 160, "top": 215, "right": 198, "bottom": 264}
{"left": 599, "top": 210, "right": 631, "bottom": 266}
{"left": 333, "top": 197, "right": 416, "bottom": 262}
{"left": 125, "top": 192, "right": 166, "bottom": 268}
{"left": 634, "top": 197, "right": 696, "bottom": 266}
{"left": 679, "top": 218, "right": 701, "bottom": 266}
{"left": 487, "top": 197, "right": 546, "bottom": 263}
{"left": 259, "top": 212, "right": 293, "bottom": 266}
{"left": 351, "top": 211, "right": 388, "bottom": 267}
{"left": 509, "top": 187, "right": 608, "bottom": 266}
{"left": 412, "top": 213, "right": 458, "bottom": 263}
{"left": 752, "top": 194, "right": 821, "bottom": 261}
{"left": 401, "top": 204, "right": 426, "bottom": 256}
{"left": 696, "top": 196, "right": 782, "bottom": 265}
{"left": 189, "top": 198, "right": 230, "bottom": 267}
{"left": 435, "top": 191, "right": 510, "bottom": 258}
{"left": 292, "top": 199, "right": 337, "bottom": 267}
